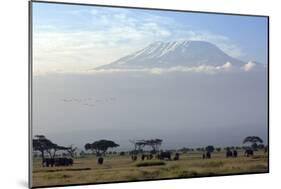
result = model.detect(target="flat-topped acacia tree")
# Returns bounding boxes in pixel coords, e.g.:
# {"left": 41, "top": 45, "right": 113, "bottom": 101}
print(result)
{"left": 84, "top": 139, "right": 119, "bottom": 156}
{"left": 33, "top": 135, "right": 71, "bottom": 164}
{"left": 243, "top": 136, "right": 264, "bottom": 150}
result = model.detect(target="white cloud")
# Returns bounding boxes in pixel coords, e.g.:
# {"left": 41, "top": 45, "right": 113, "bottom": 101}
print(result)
{"left": 220, "top": 62, "right": 232, "bottom": 70}
{"left": 34, "top": 63, "right": 236, "bottom": 76}
{"left": 243, "top": 61, "right": 256, "bottom": 72}
{"left": 33, "top": 60, "right": 266, "bottom": 76}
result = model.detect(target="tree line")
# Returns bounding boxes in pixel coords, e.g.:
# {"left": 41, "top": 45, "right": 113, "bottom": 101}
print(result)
{"left": 33, "top": 135, "right": 266, "bottom": 161}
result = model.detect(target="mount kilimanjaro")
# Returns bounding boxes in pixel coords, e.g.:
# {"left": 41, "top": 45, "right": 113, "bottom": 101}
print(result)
{"left": 96, "top": 40, "right": 249, "bottom": 70}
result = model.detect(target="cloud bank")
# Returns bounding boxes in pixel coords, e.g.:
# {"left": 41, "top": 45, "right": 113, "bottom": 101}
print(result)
{"left": 33, "top": 61, "right": 266, "bottom": 76}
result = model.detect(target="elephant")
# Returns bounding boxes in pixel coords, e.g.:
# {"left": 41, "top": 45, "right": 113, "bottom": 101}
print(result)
{"left": 158, "top": 151, "right": 172, "bottom": 160}
{"left": 43, "top": 158, "right": 73, "bottom": 167}
{"left": 54, "top": 158, "right": 73, "bottom": 166}
{"left": 233, "top": 150, "right": 238, "bottom": 157}
{"left": 226, "top": 150, "right": 233, "bottom": 158}
{"left": 206, "top": 151, "right": 211, "bottom": 159}
{"left": 244, "top": 149, "right": 254, "bottom": 157}
{"left": 43, "top": 158, "right": 55, "bottom": 167}
{"left": 173, "top": 153, "right": 180, "bottom": 160}
{"left": 131, "top": 155, "right": 137, "bottom": 161}
{"left": 98, "top": 157, "right": 104, "bottom": 165}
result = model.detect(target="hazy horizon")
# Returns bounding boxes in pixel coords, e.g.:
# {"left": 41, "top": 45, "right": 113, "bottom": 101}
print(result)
{"left": 33, "top": 70, "right": 268, "bottom": 151}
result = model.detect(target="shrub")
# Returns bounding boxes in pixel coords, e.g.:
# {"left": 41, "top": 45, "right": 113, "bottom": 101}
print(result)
{"left": 135, "top": 161, "right": 166, "bottom": 167}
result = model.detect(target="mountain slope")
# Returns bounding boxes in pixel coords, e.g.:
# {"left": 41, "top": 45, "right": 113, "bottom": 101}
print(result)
{"left": 96, "top": 40, "right": 246, "bottom": 69}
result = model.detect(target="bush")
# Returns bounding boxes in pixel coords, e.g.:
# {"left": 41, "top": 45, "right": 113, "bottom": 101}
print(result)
{"left": 135, "top": 161, "right": 166, "bottom": 167}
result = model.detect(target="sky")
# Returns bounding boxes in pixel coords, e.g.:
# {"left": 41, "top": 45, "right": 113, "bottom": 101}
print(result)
{"left": 33, "top": 2, "right": 268, "bottom": 74}
{"left": 32, "top": 2, "right": 268, "bottom": 150}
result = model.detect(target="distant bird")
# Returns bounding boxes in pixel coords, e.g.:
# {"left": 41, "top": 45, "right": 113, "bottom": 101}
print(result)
{"left": 60, "top": 96, "right": 116, "bottom": 107}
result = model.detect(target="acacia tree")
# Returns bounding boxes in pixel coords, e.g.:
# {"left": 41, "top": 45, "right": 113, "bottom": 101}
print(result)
{"left": 243, "top": 136, "right": 263, "bottom": 150}
{"left": 84, "top": 140, "right": 119, "bottom": 156}
{"left": 67, "top": 145, "right": 77, "bottom": 158}
{"left": 129, "top": 139, "right": 163, "bottom": 154}
{"left": 46, "top": 144, "right": 69, "bottom": 159}
{"left": 84, "top": 143, "right": 92, "bottom": 152}
{"left": 205, "top": 145, "right": 215, "bottom": 153}
{"left": 147, "top": 139, "right": 162, "bottom": 154}
{"left": 33, "top": 135, "right": 54, "bottom": 164}
{"left": 33, "top": 135, "right": 70, "bottom": 165}
{"left": 129, "top": 140, "right": 146, "bottom": 154}
{"left": 84, "top": 142, "right": 101, "bottom": 155}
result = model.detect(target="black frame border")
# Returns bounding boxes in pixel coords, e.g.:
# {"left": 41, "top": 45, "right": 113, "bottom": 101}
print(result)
{"left": 28, "top": 0, "right": 270, "bottom": 188}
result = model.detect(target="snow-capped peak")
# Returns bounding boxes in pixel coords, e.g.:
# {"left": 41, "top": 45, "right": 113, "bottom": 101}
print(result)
{"left": 96, "top": 40, "right": 246, "bottom": 69}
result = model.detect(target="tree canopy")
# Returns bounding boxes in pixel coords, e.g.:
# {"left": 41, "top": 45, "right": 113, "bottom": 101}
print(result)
{"left": 243, "top": 136, "right": 264, "bottom": 150}
{"left": 205, "top": 145, "right": 215, "bottom": 153}
{"left": 33, "top": 135, "right": 71, "bottom": 160}
{"left": 130, "top": 139, "right": 162, "bottom": 154}
{"left": 84, "top": 139, "right": 119, "bottom": 156}
{"left": 243, "top": 136, "right": 263, "bottom": 144}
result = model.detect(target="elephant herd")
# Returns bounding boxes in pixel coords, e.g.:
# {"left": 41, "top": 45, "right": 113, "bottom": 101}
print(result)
{"left": 41, "top": 149, "right": 257, "bottom": 167}
{"left": 244, "top": 149, "right": 254, "bottom": 157}
{"left": 202, "top": 151, "right": 211, "bottom": 159}
{"left": 97, "top": 152, "right": 179, "bottom": 165}
{"left": 43, "top": 157, "right": 73, "bottom": 167}
{"left": 201, "top": 149, "right": 255, "bottom": 159}
{"left": 130, "top": 152, "right": 180, "bottom": 161}
{"left": 226, "top": 149, "right": 238, "bottom": 158}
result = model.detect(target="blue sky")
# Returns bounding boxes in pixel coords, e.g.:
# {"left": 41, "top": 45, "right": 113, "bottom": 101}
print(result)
{"left": 33, "top": 2, "right": 268, "bottom": 73}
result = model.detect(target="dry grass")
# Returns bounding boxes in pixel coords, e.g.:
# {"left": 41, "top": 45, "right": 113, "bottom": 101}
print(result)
{"left": 32, "top": 150, "right": 268, "bottom": 187}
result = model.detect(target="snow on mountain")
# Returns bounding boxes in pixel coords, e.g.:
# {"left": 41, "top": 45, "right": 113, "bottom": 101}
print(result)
{"left": 96, "top": 40, "right": 246, "bottom": 70}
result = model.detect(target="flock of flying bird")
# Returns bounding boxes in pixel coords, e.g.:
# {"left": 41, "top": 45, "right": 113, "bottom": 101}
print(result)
{"left": 60, "top": 97, "right": 116, "bottom": 108}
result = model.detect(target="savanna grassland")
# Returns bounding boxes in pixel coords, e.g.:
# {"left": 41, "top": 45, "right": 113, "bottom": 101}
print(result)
{"left": 32, "top": 150, "right": 268, "bottom": 187}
